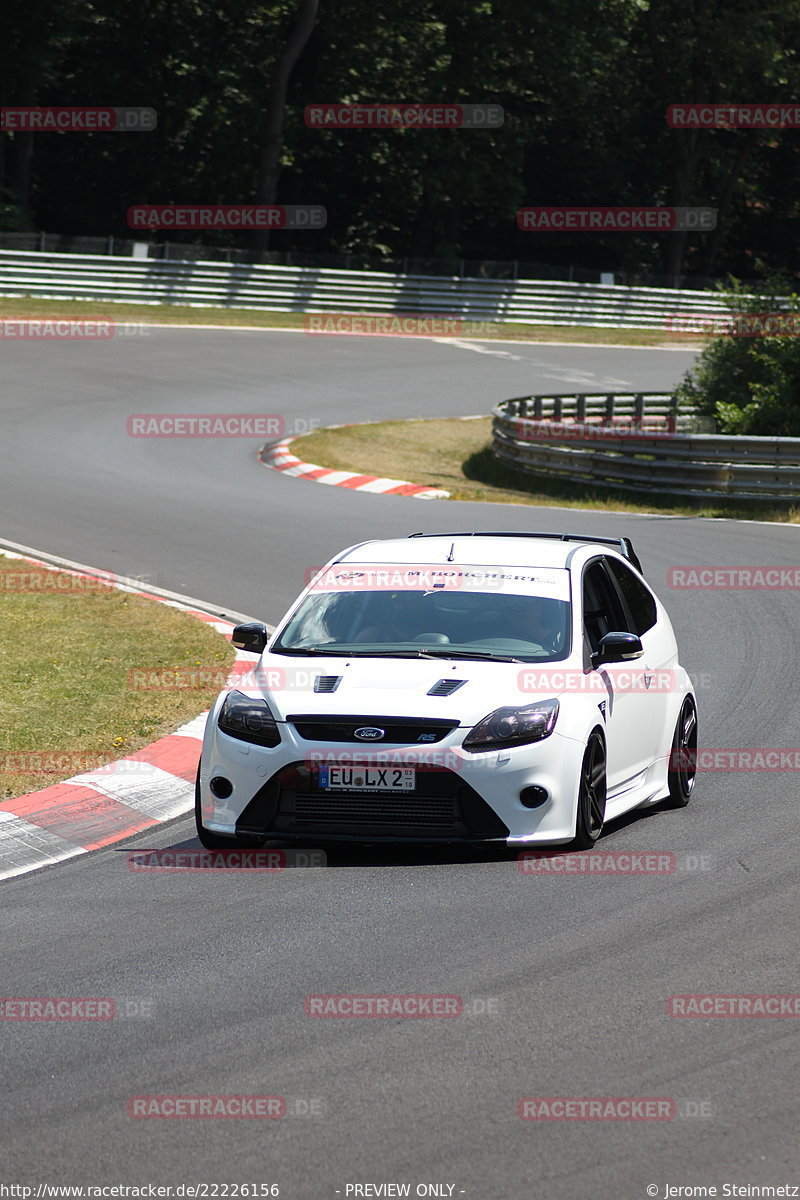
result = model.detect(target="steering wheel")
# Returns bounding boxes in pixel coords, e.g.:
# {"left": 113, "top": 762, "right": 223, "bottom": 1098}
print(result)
{"left": 411, "top": 632, "right": 451, "bottom": 644}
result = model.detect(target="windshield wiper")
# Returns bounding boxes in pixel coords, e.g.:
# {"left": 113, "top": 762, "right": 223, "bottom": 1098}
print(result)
{"left": 270, "top": 646, "right": 344, "bottom": 656}
{"left": 412, "top": 648, "right": 525, "bottom": 663}
{"left": 271, "top": 646, "right": 524, "bottom": 662}
{"left": 271, "top": 646, "right": 408, "bottom": 658}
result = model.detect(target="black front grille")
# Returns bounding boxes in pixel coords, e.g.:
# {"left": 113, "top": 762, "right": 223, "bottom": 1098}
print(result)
{"left": 288, "top": 714, "right": 458, "bottom": 743}
{"left": 285, "top": 792, "right": 460, "bottom": 832}
{"left": 235, "top": 761, "right": 511, "bottom": 842}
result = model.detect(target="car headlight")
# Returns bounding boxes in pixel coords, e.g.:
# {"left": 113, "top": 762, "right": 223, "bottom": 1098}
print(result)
{"left": 217, "top": 690, "right": 281, "bottom": 747}
{"left": 462, "top": 699, "right": 559, "bottom": 752}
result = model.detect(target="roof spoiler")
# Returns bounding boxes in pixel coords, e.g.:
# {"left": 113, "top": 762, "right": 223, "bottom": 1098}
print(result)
{"left": 407, "top": 531, "right": 644, "bottom": 576}
{"left": 549, "top": 533, "right": 643, "bottom": 576}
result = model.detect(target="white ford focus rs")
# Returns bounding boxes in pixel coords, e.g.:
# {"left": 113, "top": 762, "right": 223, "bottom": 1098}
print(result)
{"left": 195, "top": 532, "right": 697, "bottom": 850}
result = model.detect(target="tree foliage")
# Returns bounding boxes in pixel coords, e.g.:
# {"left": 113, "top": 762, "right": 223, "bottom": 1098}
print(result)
{"left": 2, "top": 0, "right": 800, "bottom": 279}
{"left": 674, "top": 280, "right": 800, "bottom": 435}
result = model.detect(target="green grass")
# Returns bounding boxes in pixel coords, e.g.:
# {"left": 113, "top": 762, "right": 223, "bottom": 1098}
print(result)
{"left": 0, "top": 557, "right": 235, "bottom": 799}
{"left": 293, "top": 417, "right": 800, "bottom": 523}
{"left": 0, "top": 296, "right": 708, "bottom": 346}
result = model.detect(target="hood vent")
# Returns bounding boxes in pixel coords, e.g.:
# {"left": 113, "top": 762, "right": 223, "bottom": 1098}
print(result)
{"left": 314, "top": 675, "right": 342, "bottom": 693}
{"left": 428, "top": 679, "right": 467, "bottom": 697}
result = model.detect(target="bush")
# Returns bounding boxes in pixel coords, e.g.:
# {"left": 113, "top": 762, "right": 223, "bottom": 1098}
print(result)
{"left": 674, "top": 278, "right": 800, "bottom": 436}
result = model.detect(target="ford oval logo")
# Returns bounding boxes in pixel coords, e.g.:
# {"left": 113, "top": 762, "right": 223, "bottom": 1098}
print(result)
{"left": 354, "top": 726, "right": 385, "bottom": 741}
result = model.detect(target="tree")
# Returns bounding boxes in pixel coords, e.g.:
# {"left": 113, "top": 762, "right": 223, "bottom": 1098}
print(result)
{"left": 639, "top": 0, "right": 800, "bottom": 279}
{"left": 674, "top": 279, "right": 800, "bottom": 435}
{"left": 0, "top": 0, "right": 84, "bottom": 224}
{"left": 253, "top": 0, "right": 319, "bottom": 253}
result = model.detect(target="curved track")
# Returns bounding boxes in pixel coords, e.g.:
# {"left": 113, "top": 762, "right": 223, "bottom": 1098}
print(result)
{"left": 2, "top": 330, "right": 799, "bottom": 1198}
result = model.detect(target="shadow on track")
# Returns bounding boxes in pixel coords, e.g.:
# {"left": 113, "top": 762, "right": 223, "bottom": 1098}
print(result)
{"left": 119, "top": 796, "right": 683, "bottom": 872}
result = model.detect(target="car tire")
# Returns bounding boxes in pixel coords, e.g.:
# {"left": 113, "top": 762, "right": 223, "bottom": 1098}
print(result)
{"left": 571, "top": 731, "right": 607, "bottom": 850}
{"left": 664, "top": 695, "right": 697, "bottom": 808}
{"left": 194, "top": 762, "right": 266, "bottom": 849}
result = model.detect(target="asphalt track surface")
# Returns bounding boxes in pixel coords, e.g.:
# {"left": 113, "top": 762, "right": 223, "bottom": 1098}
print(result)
{"left": 2, "top": 329, "right": 799, "bottom": 1199}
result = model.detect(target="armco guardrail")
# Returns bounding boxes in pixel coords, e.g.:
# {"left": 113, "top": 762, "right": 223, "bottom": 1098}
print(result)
{"left": 0, "top": 249, "right": 735, "bottom": 329}
{"left": 493, "top": 394, "right": 800, "bottom": 500}
{"left": 501, "top": 392, "right": 689, "bottom": 427}
{"left": 0, "top": 231, "right": 743, "bottom": 290}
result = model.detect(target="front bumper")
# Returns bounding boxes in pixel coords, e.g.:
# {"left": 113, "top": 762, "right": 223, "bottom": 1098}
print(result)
{"left": 199, "top": 712, "right": 584, "bottom": 845}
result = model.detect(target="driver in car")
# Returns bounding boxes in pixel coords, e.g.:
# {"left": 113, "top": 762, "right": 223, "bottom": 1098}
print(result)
{"left": 351, "top": 591, "right": 422, "bottom": 643}
{"left": 501, "top": 597, "right": 564, "bottom": 652}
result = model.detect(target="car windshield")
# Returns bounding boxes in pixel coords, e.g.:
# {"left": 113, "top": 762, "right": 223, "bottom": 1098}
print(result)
{"left": 272, "top": 586, "right": 570, "bottom": 662}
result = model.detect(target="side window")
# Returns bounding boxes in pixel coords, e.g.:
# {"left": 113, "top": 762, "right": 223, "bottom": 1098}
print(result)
{"left": 606, "top": 558, "right": 657, "bottom": 636}
{"left": 582, "top": 561, "right": 629, "bottom": 652}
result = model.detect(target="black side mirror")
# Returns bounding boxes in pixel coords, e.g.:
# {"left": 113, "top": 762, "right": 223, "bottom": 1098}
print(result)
{"left": 593, "top": 631, "right": 643, "bottom": 667}
{"left": 231, "top": 622, "right": 269, "bottom": 654}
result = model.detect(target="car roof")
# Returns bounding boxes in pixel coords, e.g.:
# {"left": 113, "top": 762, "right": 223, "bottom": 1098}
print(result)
{"left": 334, "top": 533, "right": 640, "bottom": 572}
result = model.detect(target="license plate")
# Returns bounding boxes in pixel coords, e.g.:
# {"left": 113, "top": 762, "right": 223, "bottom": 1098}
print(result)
{"left": 318, "top": 765, "right": 415, "bottom": 792}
